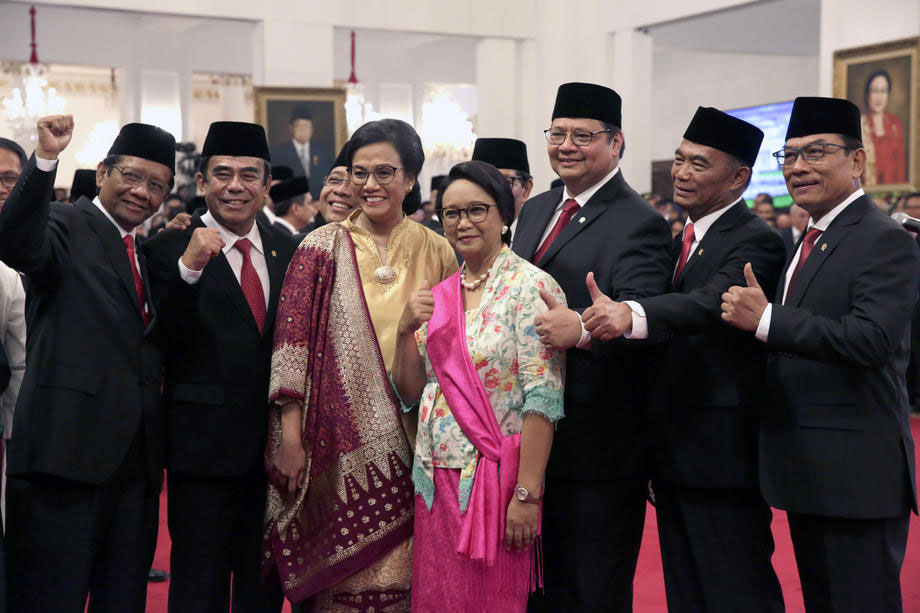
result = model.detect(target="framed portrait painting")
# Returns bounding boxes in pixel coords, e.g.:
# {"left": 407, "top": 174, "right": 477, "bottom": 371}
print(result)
{"left": 254, "top": 86, "right": 347, "bottom": 201}
{"left": 834, "top": 37, "right": 919, "bottom": 192}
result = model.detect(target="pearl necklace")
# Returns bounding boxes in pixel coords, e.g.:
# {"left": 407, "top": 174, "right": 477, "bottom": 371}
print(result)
{"left": 460, "top": 258, "right": 496, "bottom": 291}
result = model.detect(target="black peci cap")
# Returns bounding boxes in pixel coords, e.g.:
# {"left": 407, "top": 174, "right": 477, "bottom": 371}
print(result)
{"left": 108, "top": 123, "right": 176, "bottom": 171}
{"left": 69, "top": 169, "right": 98, "bottom": 201}
{"left": 785, "top": 97, "right": 862, "bottom": 143}
{"left": 472, "top": 138, "right": 530, "bottom": 174}
{"left": 269, "top": 176, "right": 309, "bottom": 203}
{"left": 552, "top": 82, "right": 622, "bottom": 127}
{"left": 201, "top": 122, "right": 270, "bottom": 161}
{"left": 683, "top": 106, "right": 764, "bottom": 167}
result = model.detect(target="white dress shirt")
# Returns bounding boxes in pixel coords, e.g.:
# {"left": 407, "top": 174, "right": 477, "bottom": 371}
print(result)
{"left": 293, "top": 140, "right": 311, "bottom": 178}
{"left": 274, "top": 217, "right": 298, "bottom": 235}
{"left": 625, "top": 198, "right": 742, "bottom": 339}
{"left": 755, "top": 188, "right": 865, "bottom": 342}
{"left": 178, "top": 211, "right": 270, "bottom": 308}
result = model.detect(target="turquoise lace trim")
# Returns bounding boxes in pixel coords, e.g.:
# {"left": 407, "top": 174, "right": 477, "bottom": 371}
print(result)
{"left": 388, "top": 372, "right": 418, "bottom": 413}
{"left": 520, "top": 386, "right": 564, "bottom": 424}
{"left": 413, "top": 460, "right": 435, "bottom": 510}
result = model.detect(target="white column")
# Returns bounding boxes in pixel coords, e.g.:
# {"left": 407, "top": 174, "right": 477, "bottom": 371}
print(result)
{"left": 475, "top": 38, "right": 518, "bottom": 139}
{"left": 254, "top": 20, "right": 334, "bottom": 87}
{"left": 607, "top": 28, "right": 653, "bottom": 193}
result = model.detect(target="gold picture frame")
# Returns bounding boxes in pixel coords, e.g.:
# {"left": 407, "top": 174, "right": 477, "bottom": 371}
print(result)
{"left": 834, "top": 37, "right": 919, "bottom": 193}
{"left": 254, "top": 86, "right": 347, "bottom": 200}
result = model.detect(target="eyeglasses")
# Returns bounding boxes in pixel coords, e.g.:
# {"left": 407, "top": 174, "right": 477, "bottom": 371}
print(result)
{"left": 772, "top": 142, "right": 855, "bottom": 167}
{"left": 544, "top": 128, "right": 611, "bottom": 147}
{"left": 111, "top": 165, "right": 169, "bottom": 198}
{"left": 439, "top": 203, "right": 498, "bottom": 226}
{"left": 0, "top": 172, "right": 20, "bottom": 188}
{"left": 505, "top": 175, "right": 525, "bottom": 188}
{"left": 350, "top": 165, "right": 402, "bottom": 186}
{"left": 323, "top": 175, "right": 351, "bottom": 188}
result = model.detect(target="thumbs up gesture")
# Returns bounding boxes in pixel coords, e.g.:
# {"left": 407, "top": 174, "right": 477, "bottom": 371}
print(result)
{"left": 534, "top": 285, "right": 581, "bottom": 351}
{"left": 720, "top": 262, "right": 768, "bottom": 332}
{"left": 398, "top": 280, "right": 434, "bottom": 335}
{"left": 581, "top": 272, "right": 633, "bottom": 340}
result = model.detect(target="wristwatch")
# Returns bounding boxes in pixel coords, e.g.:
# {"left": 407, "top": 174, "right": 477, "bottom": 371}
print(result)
{"left": 514, "top": 484, "right": 542, "bottom": 504}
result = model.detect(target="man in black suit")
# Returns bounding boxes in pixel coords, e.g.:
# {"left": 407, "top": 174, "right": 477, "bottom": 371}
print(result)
{"left": 580, "top": 107, "right": 786, "bottom": 611}
{"left": 144, "top": 121, "right": 296, "bottom": 612}
{"left": 269, "top": 176, "right": 316, "bottom": 235}
{"left": 512, "top": 82, "right": 672, "bottom": 612}
{"left": 269, "top": 105, "right": 331, "bottom": 201}
{"left": 722, "top": 97, "right": 919, "bottom": 612}
{"left": 779, "top": 203, "right": 808, "bottom": 256}
{"left": 0, "top": 115, "right": 174, "bottom": 612}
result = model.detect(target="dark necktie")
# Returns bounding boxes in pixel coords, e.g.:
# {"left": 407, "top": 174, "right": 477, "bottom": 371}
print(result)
{"left": 123, "top": 235, "right": 150, "bottom": 326}
{"left": 785, "top": 227, "right": 823, "bottom": 302}
{"left": 533, "top": 198, "right": 580, "bottom": 264}
{"left": 234, "top": 238, "right": 266, "bottom": 333}
{"left": 672, "top": 223, "right": 696, "bottom": 286}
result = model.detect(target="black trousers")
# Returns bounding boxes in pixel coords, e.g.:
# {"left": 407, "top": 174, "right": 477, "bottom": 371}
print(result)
{"left": 653, "top": 480, "right": 783, "bottom": 613}
{"left": 5, "top": 470, "right": 158, "bottom": 612}
{"left": 167, "top": 469, "right": 283, "bottom": 613}
{"left": 528, "top": 477, "right": 646, "bottom": 613}
{"left": 787, "top": 512, "right": 909, "bottom": 613}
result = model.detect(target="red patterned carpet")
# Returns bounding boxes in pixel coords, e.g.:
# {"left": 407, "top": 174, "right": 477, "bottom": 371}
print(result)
{"left": 147, "top": 416, "right": 920, "bottom": 611}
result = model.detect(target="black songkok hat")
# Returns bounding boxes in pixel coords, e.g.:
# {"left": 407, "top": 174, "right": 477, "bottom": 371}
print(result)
{"left": 272, "top": 165, "right": 293, "bottom": 182}
{"left": 431, "top": 175, "right": 446, "bottom": 192}
{"left": 107, "top": 123, "right": 176, "bottom": 171}
{"left": 70, "top": 169, "right": 98, "bottom": 201}
{"left": 187, "top": 195, "right": 206, "bottom": 215}
{"left": 785, "top": 97, "right": 862, "bottom": 143}
{"left": 270, "top": 176, "right": 309, "bottom": 203}
{"left": 552, "top": 82, "right": 622, "bottom": 127}
{"left": 201, "top": 122, "right": 270, "bottom": 161}
{"left": 291, "top": 105, "right": 312, "bottom": 122}
{"left": 683, "top": 106, "right": 764, "bottom": 167}
{"left": 472, "top": 138, "right": 530, "bottom": 174}
{"left": 332, "top": 142, "right": 349, "bottom": 170}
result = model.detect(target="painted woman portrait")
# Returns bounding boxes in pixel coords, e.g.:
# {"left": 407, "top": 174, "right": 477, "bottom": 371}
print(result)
{"left": 861, "top": 69, "right": 907, "bottom": 186}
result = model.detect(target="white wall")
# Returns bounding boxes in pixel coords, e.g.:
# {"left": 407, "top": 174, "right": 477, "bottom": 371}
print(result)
{"left": 819, "top": 0, "right": 920, "bottom": 95}
{"left": 651, "top": 48, "right": 819, "bottom": 161}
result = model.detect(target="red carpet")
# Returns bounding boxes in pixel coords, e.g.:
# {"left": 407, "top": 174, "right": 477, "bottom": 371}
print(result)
{"left": 146, "top": 417, "right": 920, "bottom": 611}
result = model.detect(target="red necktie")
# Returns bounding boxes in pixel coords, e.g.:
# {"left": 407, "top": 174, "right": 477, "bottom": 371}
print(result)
{"left": 672, "top": 223, "right": 695, "bottom": 286}
{"left": 234, "top": 238, "right": 266, "bottom": 333}
{"left": 785, "top": 227, "right": 823, "bottom": 302}
{"left": 533, "top": 198, "right": 580, "bottom": 263}
{"left": 123, "top": 235, "right": 150, "bottom": 326}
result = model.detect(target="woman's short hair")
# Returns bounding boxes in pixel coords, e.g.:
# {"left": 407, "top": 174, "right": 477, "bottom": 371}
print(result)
{"left": 347, "top": 119, "right": 425, "bottom": 214}
{"left": 437, "top": 160, "right": 515, "bottom": 226}
{"left": 864, "top": 69, "right": 893, "bottom": 108}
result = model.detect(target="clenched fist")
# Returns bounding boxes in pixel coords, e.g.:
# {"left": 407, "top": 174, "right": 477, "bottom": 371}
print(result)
{"left": 181, "top": 227, "right": 224, "bottom": 271}
{"left": 36, "top": 115, "right": 74, "bottom": 160}
{"left": 397, "top": 280, "right": 434, "bottom": 335}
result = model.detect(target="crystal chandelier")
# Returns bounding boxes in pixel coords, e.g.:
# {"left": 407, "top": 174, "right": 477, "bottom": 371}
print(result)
{"left": 2, "top": 6, "right": 66, "bottom": 147}
{"left": 419, "top": 86, "right": 476, "bottom": 167}
{"left": 344, "top": 31, "right": 380, "bottom": 136}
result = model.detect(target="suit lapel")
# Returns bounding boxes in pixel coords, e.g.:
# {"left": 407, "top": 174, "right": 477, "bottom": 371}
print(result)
{"left": 675, "top": 201, "right": 749, "bottom": 288}
{"left": 77, "top": 198, "right": 144, "bottom": 321}
{"left": 136, "top": 246, "right": 156, "bottom": 332}
{"left": 515, "top": 189, "right": 563, "bottom": 261}
{"left": 259, "top": 222, "right": 287, "bottom": 338}
{"left": 784, "top": 197, "right": 869, "bottom": 306}
{"left": 191, "top": 216, "right": 262, "bottom": 334}
{"left": 537, "top": 175, "right": 626, "bottom": 267}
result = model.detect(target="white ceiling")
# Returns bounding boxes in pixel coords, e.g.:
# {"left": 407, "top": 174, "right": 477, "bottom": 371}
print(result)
{"left": 646, "top": 0, "right": 821, "bottom": 56}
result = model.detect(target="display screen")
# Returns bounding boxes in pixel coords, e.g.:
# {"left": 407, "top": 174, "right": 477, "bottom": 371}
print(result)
{"left": 726, "top": 100, "right": 793, "bottom": 207}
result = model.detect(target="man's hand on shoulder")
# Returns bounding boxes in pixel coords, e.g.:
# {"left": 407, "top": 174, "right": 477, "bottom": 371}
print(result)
{"left": 36, "top": 115, "right": 74, "bottom": 160}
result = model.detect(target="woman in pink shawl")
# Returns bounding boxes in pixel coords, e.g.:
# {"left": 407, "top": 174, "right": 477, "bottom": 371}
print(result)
{"left": 392, "top": 161, "right": 566, "bottom": 612}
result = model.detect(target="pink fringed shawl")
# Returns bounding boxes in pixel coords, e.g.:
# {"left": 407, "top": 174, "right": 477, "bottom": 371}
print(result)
{"left": 262, "top": 223, "right": 414, "bottom": 602}
{"left": 427, "top": 271, "right": 537, "bottom": 564}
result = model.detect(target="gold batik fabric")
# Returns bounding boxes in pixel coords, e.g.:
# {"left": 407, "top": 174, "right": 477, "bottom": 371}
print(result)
{"left": 263, "top": 223, "right": 414, "bottom": 605}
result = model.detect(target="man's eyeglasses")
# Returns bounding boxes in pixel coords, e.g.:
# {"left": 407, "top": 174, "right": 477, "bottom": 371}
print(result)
{"left": 772, "top": 142, "right": 856, "bottom": 167}
{"left": 505, "top": 175, "right": 525, "bottom": 188}
{"left": 544, "top": 128, "right": 611, "bottom": 147}
{"left": 439, "top": 203, "right": 497, "bottom": 226}
{"left": 350, "top": 165, "right": 402, "bottom": 186}
{"left": 0, "top": 173, "right": 21, "bottom": 188}
{"left": 323, "top": 175, "right": 351, "bottom": 188}
{"left": 111, "top": 165, "right": 169, "bottom": 198}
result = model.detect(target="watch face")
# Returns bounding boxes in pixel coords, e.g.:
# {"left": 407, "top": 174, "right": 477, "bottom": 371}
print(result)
{"left": 515, "top": 487, "right": 527, "bottom": 501}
